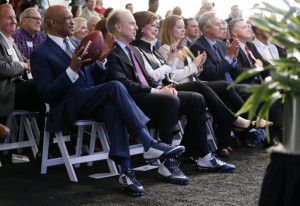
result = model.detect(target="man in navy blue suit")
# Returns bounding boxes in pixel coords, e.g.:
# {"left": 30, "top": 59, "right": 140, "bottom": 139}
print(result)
{"left": 189, "top": 11, "right": 253, "bottom": 99}
{"left": 30, "top": 5, "right": 184, "bottom": 196}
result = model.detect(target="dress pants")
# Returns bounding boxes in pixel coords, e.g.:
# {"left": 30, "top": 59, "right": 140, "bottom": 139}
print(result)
{"left": 132, "top": 91, "right": 209, "bottom": 158}
{"left": 175, "top": 81, "right": 238, "bottom": 146}
{"left": 14, "top": 79, "right": 43, "bottom": 112}
{"left": 65, "top": 81, "right": 149, "bottom": 160}
{"left": 233, "top": 83, "right": 283, "bottom": 139}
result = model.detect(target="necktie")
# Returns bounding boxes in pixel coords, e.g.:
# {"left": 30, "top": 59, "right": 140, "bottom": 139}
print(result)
{"left": 63, "top": 38, "right": 75, "bottom": 55}
{"left": 245, "top": 45, "right": 264, "bottom": 83}
{"left": 125, "top": 45, "right": 149, "bottom": 86}
{"left": 213, "top": 44, "right": 233, "bottom": 83}
{"left": 64, "top": 38, "right": 86, "bottom": 81}
{"left": 245, "top": 45, "right": 254, "bottom": 66}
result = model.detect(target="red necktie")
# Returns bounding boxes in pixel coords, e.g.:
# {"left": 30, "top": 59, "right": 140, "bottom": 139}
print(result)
{"left": 245, "top": 45, "right": 254, "bottom": 66}
{"left": 125, "top": 46, "right": 149, "bottom": 86}
{"left": 245, "top": 45, "right": 264, "bottom": 83}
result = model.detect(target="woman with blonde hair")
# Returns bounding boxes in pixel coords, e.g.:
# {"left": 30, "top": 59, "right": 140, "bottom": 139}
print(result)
{"left": 133, "top": 13, "right": 267, "bottom": 157}
{"left": 72, "top": 17, "right": 89, "bottom": 40}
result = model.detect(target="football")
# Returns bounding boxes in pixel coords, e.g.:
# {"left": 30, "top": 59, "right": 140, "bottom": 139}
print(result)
{"left": 78, "top": 31, "right": 104, "bottom": 66}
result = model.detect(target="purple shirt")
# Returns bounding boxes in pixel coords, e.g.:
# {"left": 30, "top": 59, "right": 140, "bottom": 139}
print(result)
{"left": 12, "top": 28, "right": 46, "bottom": 60}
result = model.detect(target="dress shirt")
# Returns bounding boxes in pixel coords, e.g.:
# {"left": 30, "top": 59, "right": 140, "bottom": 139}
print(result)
{"left": 239, "top": 42, "right": 263, "bottom": 70}
{"left": 0, "top": 32, "right": 20, "bottom": 62}
{"left": 48, "top": 34, "right": 79, "bottom": 83}
{"left": 12, "top": 28, "right": 46, "bottom": 59}
{"left": 252, "top": 38, "right": 279, "bottom": 64}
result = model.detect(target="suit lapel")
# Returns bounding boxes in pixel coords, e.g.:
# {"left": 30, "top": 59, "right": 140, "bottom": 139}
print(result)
{"left": 46, "top": 37, "right": 71, "bottom": 66}
{"left": 200, "top": 36, "right": 220, "bottom": 63}
{"left": 114, "top": 43, "right": 134, "bottom": 68}
{"left": 0, "top": 34, "right": 13, "bottom": 61}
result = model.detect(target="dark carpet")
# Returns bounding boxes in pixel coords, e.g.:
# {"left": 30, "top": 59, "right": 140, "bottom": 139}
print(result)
{"left": 0, "top": 147, "right": 269, "bottom": 206}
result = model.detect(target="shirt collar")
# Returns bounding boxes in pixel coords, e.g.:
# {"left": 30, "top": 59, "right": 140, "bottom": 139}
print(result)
{"left": 253, "top": 38, "right": 269, "bottom": 48}
{"left": 140, "top": 38, "right": 157, "bottom": 52}
{"left": 204, "top": 35, "right": 217, "bottom": 48}
{"left": 0, "top": 31, "right": 14, "bottom": 46}
{"left": 48, "top": 34, "right": 67, "bottom": 48}
{"left": 239, "top": 42, "right": 246, "bottom": 51}
{"left": 115, "top": 38, "right": 128, "bottom": 50}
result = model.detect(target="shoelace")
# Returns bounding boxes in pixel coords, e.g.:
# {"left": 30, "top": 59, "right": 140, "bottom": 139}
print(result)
{"left": 155, "top": 141, "right": 174, "bottom": 151}
{"left": 210, "top": 154, "right": 225, "bottom": 166}
{"left": 167, "top": 159, "right": 184, "bottom": 175}
{"left": 125, "top": 169, "right": 140, "bottom": 186}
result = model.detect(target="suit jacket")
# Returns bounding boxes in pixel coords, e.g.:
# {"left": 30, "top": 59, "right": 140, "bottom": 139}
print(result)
{"left": 190, "top": 35, "right": 246, "bottom": 82}
{"left": 106, "top": 43, "right": 154, "bottom": 96}
{"left": 30, "top": 36, "right": 104, "bottom": 131}
{"left": 0, "top": 34, "right": 25, "bottom": 116}
{"left": 236, "top": 42, "right": 271, "bottom": 82}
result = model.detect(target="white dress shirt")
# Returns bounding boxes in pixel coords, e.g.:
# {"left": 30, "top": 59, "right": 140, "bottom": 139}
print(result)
{"left": 0, "top": 31, "right": 20, "bottom": 62}
{"left": 252, "top": 38, "right": 279, "bottom": 64}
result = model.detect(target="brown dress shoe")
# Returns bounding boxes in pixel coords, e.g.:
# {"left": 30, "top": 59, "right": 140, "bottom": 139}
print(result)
{"left": 0, "top": 124, "right": 9, "bottom": 143}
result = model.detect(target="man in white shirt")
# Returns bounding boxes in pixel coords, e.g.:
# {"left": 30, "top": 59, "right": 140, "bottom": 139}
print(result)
{"left": 252, "top": 26, "right": 279, "bottom": 64}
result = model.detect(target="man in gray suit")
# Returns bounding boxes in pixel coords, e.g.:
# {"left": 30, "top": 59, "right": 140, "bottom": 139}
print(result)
{"left": 0, "top": 4, "right": 41, "bottom": 122}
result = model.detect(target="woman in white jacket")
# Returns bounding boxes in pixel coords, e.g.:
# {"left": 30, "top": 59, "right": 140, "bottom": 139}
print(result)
{"left": 132, "top": 12, "right": 269, "bottom": 156}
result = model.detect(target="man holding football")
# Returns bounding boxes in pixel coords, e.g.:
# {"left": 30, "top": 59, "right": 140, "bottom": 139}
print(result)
{"left": 30, "top": 5, "right": 184, "bottom": 196}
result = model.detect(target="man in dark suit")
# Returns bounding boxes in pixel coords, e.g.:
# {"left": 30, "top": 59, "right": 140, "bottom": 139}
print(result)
{"left": 190, "top": 11, "right": 245, "bottom": 83}
{"left": 229, "top": 19, "right": 271, "bottom": 84}
{"left": 0, "top": 4, "right": 41, "bottom": 122}
{"left": 30, "top": 5, "right": 184, "bottom": 196}
{"left": 106, "top": 10, "right": 236, "bottom": 182}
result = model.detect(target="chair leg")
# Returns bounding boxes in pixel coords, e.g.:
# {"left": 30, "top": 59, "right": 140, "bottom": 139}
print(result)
{"left": 206, "top": 119, "right": 218, "bottom": 152}
{"left": 24, "top": 116, "right": 38, "bottom": 158}
{"left": 97, "top": 124, "right": 118, "bottom": 175}
{"left": 87, "top": 123, "right": 97, "bottom": 167}
{"left": 41, "top": 131, "right": 50, "bottom": 174}
{"left": 56, "top": 131, "right": 78, "bottom": 182}
{"left": 17, "top": 116, "right": 25, "bottom": 154}
{"left": 29, "top": 116, "right": 40, "bottom": 145}
{"left": 74, "top": 126, "right": 84, "bottom": 168}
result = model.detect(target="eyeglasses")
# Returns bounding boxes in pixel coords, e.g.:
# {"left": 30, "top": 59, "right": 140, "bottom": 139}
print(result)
{"left": 26, "top": 16, "right": 42, "bottom": 21}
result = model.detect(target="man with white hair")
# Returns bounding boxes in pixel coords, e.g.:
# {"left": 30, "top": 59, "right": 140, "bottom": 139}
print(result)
{"left": 0, "top": 4, "right": 42, "bottom": 121}
{"left": 106, "top": 9, "right": 236, "bottom": 189}
{"left": 12, "top": 7, "right": 46, "bottom": 60}
{"left": 190, "top": 11, "right": 241, "bottom": 83}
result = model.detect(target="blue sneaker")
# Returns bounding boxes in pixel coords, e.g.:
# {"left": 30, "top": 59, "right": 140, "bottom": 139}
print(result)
{"left": 119, "top": 169, "right": 144, "bottom": 196}
{"left": 143, "top": 141, "right": 185, "bottom": 160}
{"left": 158, "top": 158, "right": 189, "bottom": 185}
{"left": 197, "top": 153, "right": 236, "bottom": 173}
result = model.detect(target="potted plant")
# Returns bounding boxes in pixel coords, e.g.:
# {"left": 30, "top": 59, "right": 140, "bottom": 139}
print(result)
{"left": 235, "top": 0, "right": 300, "bottom": 152}
{"left": 234, "top": 1, "right": 300, "bottom": 205}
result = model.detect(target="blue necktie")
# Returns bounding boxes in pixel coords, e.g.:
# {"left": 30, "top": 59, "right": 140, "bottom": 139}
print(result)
{"left": 213, "top": 44, "right": 233, "bottom": 83}
{"left": 63, "top": 38, "right": 75, "bottom": 55}
{"left": 63, "top": 38, "right": 87, "bottom": 82}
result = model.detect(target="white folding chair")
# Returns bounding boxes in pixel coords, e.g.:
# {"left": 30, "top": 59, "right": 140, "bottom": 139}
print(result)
{"left": 41, "top": 104, "right": 119, "bottom": 182}
{"left": 0, "top": 110, "right": 39, "bottom": 158}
